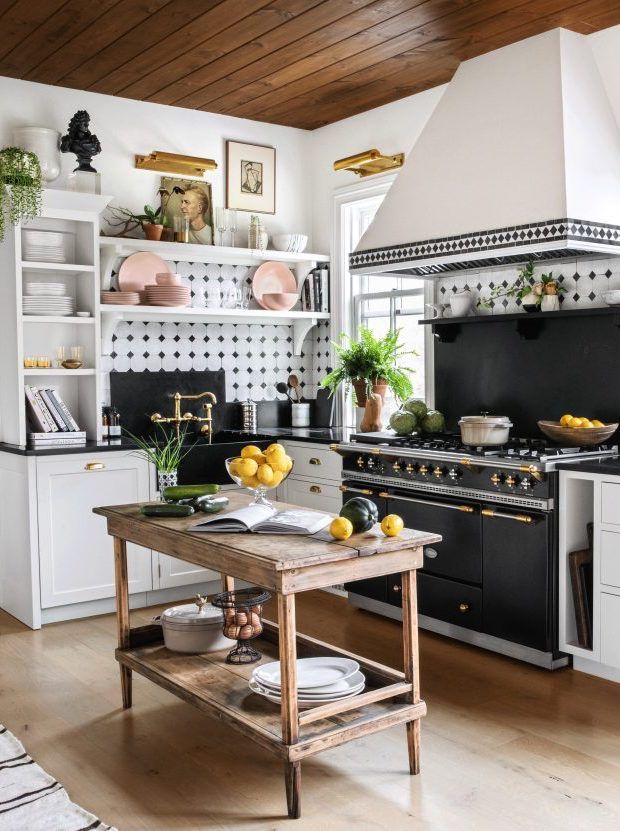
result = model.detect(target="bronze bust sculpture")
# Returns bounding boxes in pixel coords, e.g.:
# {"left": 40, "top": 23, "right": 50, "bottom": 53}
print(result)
{"left": 60, "top": 110, "right": 101, "bottom": 173}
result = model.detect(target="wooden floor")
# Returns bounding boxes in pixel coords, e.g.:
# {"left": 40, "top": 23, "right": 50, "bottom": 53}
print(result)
{"left": 1, "top": 592, "right": 620, "bottom": 830}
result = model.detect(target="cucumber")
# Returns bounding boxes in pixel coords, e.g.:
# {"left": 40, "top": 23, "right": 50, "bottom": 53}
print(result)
{"left": 195, "top": 495, "right": 229, "bottom": 514}
{"left": 163, "top": 483, "right": 220, "bottom": 501}
{"left": 141, "top": 503, "right": 195, "bottom": 517}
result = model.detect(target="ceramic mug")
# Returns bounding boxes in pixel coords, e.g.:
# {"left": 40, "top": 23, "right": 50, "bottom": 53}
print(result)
{"left": 450, "top": 290, "right": 473, "bottom": 317}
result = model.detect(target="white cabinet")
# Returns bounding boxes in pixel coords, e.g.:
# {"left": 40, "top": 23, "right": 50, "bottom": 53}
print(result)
{"left": 601, "top": 593, "right": 620, "bottom": 667}
{"left": 36, "top": 452, "right": 152, "bottom": 607}
{"left": 278, "top": 441, "right": 342, "bottom": 511}
{"left": 286, "top": 478, "right": 342, "bottom": 513}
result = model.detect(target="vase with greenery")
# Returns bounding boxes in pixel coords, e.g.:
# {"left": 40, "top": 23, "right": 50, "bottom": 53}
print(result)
{"left": 320, "top": 327, "right": 415, "bottom": 407}
{"left": 0, "top": 147, "right": 43, "bottom": 242}
{"left": 125, "top": 425, "right": 195, "bottom": 499}
{"left": 478, "top": 262, "right": 565, "bottom": 312}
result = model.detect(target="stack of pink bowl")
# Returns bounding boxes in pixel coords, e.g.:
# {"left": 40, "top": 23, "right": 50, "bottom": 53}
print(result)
{"left": 144, "top": 273, "right": 191, "bottom": 307}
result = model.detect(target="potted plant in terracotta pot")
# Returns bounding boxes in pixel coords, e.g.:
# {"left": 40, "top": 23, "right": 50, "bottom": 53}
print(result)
{"left": 105, "top": 203, "right": 168, "bottom": 240}
{"left": 320, "top": 327, "right": 415, "bottom": 430}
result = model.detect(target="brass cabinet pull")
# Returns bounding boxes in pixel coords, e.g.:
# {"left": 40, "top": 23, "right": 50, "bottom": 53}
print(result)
{"left": 84, "top": 462, "right": 105, "bottom": 471}
{"left": 392, "top": 584, "right": 402, "bottom": 593}
{"left": 458, "top": 602, "right": 470, "bottom": 613}
{"left": 310, "top": 485, "right": 322, "bottom": 494}
{"left": 481, "top": 508, "right": 533, "bottom": 524}
{"left": 309, "top": 457, "right": 321, "bottom": 465}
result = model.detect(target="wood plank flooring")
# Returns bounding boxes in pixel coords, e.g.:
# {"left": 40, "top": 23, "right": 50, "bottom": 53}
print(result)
{"left": 1, "top": 591, "right": 620, "bottom": 829}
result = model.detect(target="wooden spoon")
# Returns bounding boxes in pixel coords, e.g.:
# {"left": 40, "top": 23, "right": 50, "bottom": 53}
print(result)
{"left": 288, "top": 374, "right": 302, "bottom": 403}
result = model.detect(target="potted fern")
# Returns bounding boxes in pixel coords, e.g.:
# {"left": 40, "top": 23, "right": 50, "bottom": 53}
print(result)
{"left": 321, "top": 327, "right": 415, "bottom": 407}
{"left": 0, "top": 147, "right": 43, "bottom": 241}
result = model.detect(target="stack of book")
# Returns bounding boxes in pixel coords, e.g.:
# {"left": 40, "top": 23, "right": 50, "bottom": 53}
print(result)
{"left": 300, "top": 266, "right": 329, "bottom": 313}
{"left": 24, "top": 386, "right": 86, "bottom": 448}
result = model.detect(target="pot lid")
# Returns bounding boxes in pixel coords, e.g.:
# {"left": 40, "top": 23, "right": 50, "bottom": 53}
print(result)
{"left": 162, "top": 595, "right": 223, "bottom": 626}
{"left": 459, "top": 414, "right": 512, "bottom": 425}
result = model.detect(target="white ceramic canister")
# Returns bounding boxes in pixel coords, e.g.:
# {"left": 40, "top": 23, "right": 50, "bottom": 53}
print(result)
{"left": 292, "top": 402, "right": 310, "bottom": 427}
{"left": 156, "top": 596, "right": 236, "bottom": 654}
{"left": 13, "top": 127, "right": 61, "bottom": 182}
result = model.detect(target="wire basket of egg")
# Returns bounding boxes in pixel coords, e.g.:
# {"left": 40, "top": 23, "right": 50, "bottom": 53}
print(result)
{"left": 211, "top": 587, "right": 271, "bottom": 664}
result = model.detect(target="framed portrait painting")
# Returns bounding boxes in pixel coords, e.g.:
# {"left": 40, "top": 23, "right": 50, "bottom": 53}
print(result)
{"left": 226, "top": 140, "right": 276, "bottom": 214}
{"left": 159, "top": 176, "right": 214, "bottom": 244}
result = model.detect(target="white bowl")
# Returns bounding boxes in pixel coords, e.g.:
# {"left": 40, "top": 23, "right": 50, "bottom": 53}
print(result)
{"left": 602, "top": 290, "right": 620, "bottom": 306}
{"left": 271, "top": 233, "right": 308, "bottom": 253}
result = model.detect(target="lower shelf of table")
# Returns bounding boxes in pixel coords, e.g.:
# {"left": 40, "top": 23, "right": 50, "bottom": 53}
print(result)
{"left": 116, "top": 620, "right": 425, "bottom": 761}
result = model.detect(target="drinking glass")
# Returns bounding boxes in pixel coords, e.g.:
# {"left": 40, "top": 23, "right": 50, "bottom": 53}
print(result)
{"left": 215, "top": 207, "right": 228, "bottom": 246}
{"left": 70, "top": 346, "right": 83, "bottom": 362}
{"left": 174, "top": 216, "right": 189, "bottom": 243}
{"left": 236, "top": 282, "right": 252, "bottom": 309}
{"left": 54, "top": 346, "right": 67, "bottom": 368}
{"left": 227, "top": 209, "right": 238, "bottom": 247}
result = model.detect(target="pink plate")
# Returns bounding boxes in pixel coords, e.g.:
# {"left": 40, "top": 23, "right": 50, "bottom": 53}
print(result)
{"left": 252, "top": 261, "right": 297, "bottom": 310}
{"left": 118, "top": 252, "right": 172, "bottom": 292}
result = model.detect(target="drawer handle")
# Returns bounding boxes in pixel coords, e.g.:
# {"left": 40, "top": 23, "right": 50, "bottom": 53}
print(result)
{"left": 310, "top": 485, "right": 322, "bottom": 494}
{"left": 309, "top": 457, "right": 322, "bottom": 465}
{"left": 425, "top": 547, "right": 439, "bottom": 559}
{"left": 85, "top": 462, "right": 105, "bottom": 471}
{"left": 392, "top": 584, "right": 401, "bottom": 593}
{"left": 458, "top": 602, "right": 470, "bottom": 613}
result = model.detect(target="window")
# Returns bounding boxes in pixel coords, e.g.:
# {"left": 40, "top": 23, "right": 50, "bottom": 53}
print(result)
{"left": 337, "top": 188, "right": 429, "bottom": 425}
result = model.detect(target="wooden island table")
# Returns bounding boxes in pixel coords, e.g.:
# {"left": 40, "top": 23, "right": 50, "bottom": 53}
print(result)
{"left": 94, "top": 493, "right": 441, "bottom": 819}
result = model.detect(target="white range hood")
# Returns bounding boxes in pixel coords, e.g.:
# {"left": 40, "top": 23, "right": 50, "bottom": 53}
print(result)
{"left": 350, "top": 28, "right": 620, "bottom": 277}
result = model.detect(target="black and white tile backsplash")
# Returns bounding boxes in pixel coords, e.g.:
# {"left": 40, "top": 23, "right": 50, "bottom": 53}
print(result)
{"left": 436, "top": 256, "right": 620, "bottom": 312}
{"left": 102, "top": 260, "right": 330, "bottom": 404}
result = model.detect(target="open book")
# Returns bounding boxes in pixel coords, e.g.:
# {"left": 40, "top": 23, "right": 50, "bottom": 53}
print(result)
{"left": 193, "top": 503, "right": 331, "bottom": 535}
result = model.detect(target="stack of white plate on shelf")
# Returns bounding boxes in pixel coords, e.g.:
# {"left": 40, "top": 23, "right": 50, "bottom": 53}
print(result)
{"left": 24, "top": 281, "right": 66, "bottom": 297}
{"left": 249, "top": 657, "right": 365, "bottom": 709}
{"left": 22, "top": 230, "right": 68, "bottom": 263}
{"left": 22, "top": 293, "right": 74, "bottom": 316}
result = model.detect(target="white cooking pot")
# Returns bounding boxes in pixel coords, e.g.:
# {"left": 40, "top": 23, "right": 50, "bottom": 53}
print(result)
{"left": 450, "top": 290, "right": 473, "bottom": 317}
{"left": 154, "top": 595, "right": 236, "bottom": 654}
{"left": 458, "top": 414, "right": 513, "bottom": 446}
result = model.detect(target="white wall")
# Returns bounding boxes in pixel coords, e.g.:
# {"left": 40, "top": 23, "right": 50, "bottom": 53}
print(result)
{"left": 0, "top": 75, "right": 312, "bottom": 244}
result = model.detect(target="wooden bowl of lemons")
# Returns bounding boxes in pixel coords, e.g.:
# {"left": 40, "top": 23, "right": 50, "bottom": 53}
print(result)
{"left": 538, "top": 417, "right": 618, "bottom": 447}
{"left": 226, "top": 443, "right": 293, "bottom": 506}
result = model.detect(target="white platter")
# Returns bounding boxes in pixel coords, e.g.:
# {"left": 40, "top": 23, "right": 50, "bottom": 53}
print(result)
{"left": 254, "top": 657, "right": 360, "bottom": 691}
{"left": 248, "top": 677, "right": 365, "bottom": 707}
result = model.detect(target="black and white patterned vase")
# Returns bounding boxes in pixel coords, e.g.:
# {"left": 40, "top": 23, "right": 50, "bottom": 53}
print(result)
{"left": 158, "top": 469, "right": 178, "bottom": 500}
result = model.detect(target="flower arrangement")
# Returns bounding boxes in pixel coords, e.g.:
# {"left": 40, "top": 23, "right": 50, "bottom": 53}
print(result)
{"left": 478, "top": 262, "right": 565, "bottom": 310}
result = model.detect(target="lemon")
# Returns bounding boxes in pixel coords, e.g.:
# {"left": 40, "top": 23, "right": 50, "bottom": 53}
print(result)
{"left": 241, "top": 475, "right": 260, "bottom": 488}
{"left": 241, "top": 445, "right": 262, "bottom": 459}
{"left": 560, "top": 414, "right": 573, "bottom": 427}
{"left": 228, "top": 456, "right": 243, "bottom": 475}
{"left": 265, "top": 443, "right": 286, "bottom": 458}
{"left": 252, "top": 452, "right": 267, "bottom": 465}
{"left": 257, "top": 464, "right": 275, "bottom": 486}
{"left": 568, "top": 417, "right": 583, "bottom": 428}
{"left": 270, "top": 454, "right": 291, "bottom": 473}
{"left": 237, "top": 458, "right": 258, "bottom": 477}
{"left": 592, "top": 419, "right": 605, "bottom": 427}
{"left": 271, "top": 470, "right": 284, "bottom": 487}
{"left": 330, "top": 517, "right": 353, "bottom": 541}
{"left": 581, "top": 420, "right": 594, "bottom": 428}
{"left": 381, "top": 514, "right": 404, "bottom": 537}
{"left": 284, "top": 457, "right": 293, "bottom": 472}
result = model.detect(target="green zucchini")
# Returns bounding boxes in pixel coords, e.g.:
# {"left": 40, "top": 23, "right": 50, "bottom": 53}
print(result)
{"left": 141, "top": 503, "right": 195, "bottom": 517}
{"left": 163, "top": 483, "right": 221, "bottom": 501}
{"left": 195, "top": 495, "right": 229, "bottom": 514}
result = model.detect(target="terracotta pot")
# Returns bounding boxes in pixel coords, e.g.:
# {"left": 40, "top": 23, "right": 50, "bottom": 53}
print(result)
{"left": 352, "top": 378, "right": 388, "bottom": 407}
{"left": 143, "top": 222, "right": 164, "bottom": 241}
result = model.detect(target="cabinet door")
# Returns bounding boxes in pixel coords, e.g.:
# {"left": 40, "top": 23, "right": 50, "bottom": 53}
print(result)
{"left": 286, "top": 478, "right": 342, "bottom": 513}
{"left": 37, "top": 454, "right": 152, "bottom": 607}
{"left": 601, "top": 593, "right": 620, "bottom": 668}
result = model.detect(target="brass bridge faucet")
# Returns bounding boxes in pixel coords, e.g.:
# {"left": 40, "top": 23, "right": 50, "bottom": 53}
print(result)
{"left": 151, "top": 391, "right": 217, "bottom": 442}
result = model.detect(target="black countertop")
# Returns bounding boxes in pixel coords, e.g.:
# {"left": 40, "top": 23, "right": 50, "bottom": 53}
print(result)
{"left": 0, "top": 427, "right": 351, "bottom": 457}
{"left": 556, "top": 456, "right": 620, "bottom": 476}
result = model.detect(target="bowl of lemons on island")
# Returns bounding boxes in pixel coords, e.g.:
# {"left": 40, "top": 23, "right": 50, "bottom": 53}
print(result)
{"left": 538, "top": 415, "right": 618, "bottom": 447}
{"left": 226, "top": 443, "right": 294, "bottom": 505}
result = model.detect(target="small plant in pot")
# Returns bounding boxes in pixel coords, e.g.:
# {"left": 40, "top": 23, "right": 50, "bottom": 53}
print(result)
{"left": 105, "top": 204, "right": 168, "bottom": 240}
{"left": 0, "top": 147, "right": 43, "bottom": 242}
{"left": 320, "top": 327, "right": 415, "bottom": 431}
{"left": 125, "top": 424, "right": 195, "bottom": 499}
{"left": 478, "top": 262, "right": 565, "bottom": 313}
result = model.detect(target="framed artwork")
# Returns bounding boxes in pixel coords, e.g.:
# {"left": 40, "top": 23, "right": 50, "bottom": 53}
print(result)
{"left": 159, "top": 176, "right": 214, "bottom": 244}
{"left": 226, "top": 140, "right": 276, "bottom": 214}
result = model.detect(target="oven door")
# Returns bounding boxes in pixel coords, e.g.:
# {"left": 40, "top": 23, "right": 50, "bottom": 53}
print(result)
{"left": 341, "top": 483, "right": 389, "bottom": 603}
{"left": 481, "top": 506, "right": 552, "bottom": 652}
{"left": 386, "top": 491, "right": 482, "bottom": 584}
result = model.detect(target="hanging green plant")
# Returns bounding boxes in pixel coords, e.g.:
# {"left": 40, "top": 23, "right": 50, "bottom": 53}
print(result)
{"left": 0, "top": 147, "right": 43, "bottom": 242}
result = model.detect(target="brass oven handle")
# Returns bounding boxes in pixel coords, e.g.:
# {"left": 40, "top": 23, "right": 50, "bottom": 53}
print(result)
{"left": 340, "top": 485, "right": 374, "bottom": 495}
{"left": 378, "top": 492, "right": 475, "bottom": 513}
{"left": 84, "top": 462, "right": 105, "bottom": 471}
{"left": 310, "top": 485, "right": 322, "bottom": 494}
{"left": 481, "top": 508, "right": 533, "bottom": 524}
{"left": 309, "top": 457, "right": 321, "bottom": 465}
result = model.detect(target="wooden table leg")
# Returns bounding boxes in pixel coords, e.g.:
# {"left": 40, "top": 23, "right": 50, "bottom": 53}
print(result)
{"left": 113, "top": 536, "right": 132, "bottom": 709}
{"left": 401, "top": 568, "right": 420, "bottom": 774}
{"left": 278, "top": 593, "right": 301, "bottom": 818}
{"left": 221, "top": 574, "right": 234, "bottom": 593}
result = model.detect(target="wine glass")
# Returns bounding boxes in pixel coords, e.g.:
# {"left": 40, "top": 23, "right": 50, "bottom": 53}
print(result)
{"left": 227, "top": 209, "right": 238, "bottom": 247}
{"left": 215, "top": 207, "right": 228, "bottom": 246}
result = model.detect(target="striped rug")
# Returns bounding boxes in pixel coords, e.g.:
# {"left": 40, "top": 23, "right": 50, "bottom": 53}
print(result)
{"left": 0, "top": 724, "right": 117, "bottom": 831}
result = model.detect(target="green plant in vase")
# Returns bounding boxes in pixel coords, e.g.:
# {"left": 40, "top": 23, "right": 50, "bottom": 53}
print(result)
{"left": 478, "top": 262, "right": 565, "bottom": 312}
{"left": 0, "top": 147, "right": 43, "bottom": 241}
{"left": 124, "top": 424, "right": 196, "bottom": 498}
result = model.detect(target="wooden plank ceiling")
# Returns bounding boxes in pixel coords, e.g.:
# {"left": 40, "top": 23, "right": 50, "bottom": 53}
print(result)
{"left": 1, "top": 0, "right": 619, "bottom": 130}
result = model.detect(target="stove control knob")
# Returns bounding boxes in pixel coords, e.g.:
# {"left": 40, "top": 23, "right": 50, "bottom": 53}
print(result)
{"left": 405, "top": 463, "right": 415, "bottom": 474}
{"left": 356, "top": 456, "right": 365, "bottom": 468}
{"left": 490, "top": 472, "right": 503, "bottom": 485}
{"left": 433, "top": 466, "right": 445, "bottom": 479}
{"left": 521, "top": 477, "right": 535, "bottom": 491}
{"left": 505, "top": 475, "right": 519, "bottom": 488}
{"left": 366, "top": 457, "right": 375, "bottom": 470}
{"left": 419, "top": 465, "right": 429, "bottom": 476}
{"left": 392, "top": 460, "right": 401, "bottom": 472}
{"left": 448, "top": 467, "right": 461, "bottom": 480}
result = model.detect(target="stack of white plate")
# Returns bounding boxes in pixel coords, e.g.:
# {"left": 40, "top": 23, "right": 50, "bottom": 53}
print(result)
{"left": 23, "top": 230, "right": 68, "bottom": 263}
{"left": 250, "top": 657, "right": 365, "bottom": 708}
{"left": 22, "top": 294, "right": 74, "bottom": 316}
{"left": 24, "top": 282, "right": 66, "bottom": 297}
